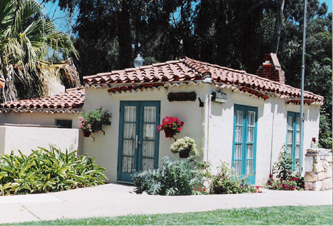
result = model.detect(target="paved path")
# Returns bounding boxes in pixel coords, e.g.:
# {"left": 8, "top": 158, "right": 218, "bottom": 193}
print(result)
{"left": 0, "top": 183, "right": 332, "bottom": 224}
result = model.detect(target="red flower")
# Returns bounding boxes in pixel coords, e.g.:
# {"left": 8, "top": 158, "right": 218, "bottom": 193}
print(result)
{"left": 269, "top": 174, "right": 273, "bottom": 178}
{"left": 268, "top": 182, "right": 272, "bottom": 185}
{"left": 203, "top": 188, "right": 206, "bottom": 192}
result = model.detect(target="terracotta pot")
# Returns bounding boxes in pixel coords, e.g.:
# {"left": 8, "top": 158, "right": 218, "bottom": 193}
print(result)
{"left": 82, "top": 129, "right": 91, "bottom": 137}
{"left": 164, "top": 128, "right": 176, "bottom": 138}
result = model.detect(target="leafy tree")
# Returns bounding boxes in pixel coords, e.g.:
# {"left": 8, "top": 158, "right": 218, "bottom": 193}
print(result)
{"left": 0, "top": 0, "right": 79, "bottom": 102}
{"left": 45, "top": 0, "right": 332, "bottom": 147}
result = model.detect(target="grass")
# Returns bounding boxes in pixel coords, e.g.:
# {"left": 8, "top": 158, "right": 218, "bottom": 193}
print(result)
{"left": 5, "top": 205, "right": 332, "bottom": 225}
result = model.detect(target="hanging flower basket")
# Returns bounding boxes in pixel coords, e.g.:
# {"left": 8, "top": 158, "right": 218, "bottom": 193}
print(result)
{"left": 158, "top": 116, "right": 184, "bottom": 138}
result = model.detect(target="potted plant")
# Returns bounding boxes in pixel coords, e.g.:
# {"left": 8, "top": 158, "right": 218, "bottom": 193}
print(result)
{"left": 158, "top": 116, "right": 184, "bottom": 138}
{"left": 170, "top": 136, "right": 199, "bottom": 158}
{"left": 78, "top": 106, "right": 112, "bottom": 137}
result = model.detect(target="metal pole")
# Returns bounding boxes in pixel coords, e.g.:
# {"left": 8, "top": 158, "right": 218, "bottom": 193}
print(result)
{"left": 300, "top": 0, "right": 307, "bottom": 175}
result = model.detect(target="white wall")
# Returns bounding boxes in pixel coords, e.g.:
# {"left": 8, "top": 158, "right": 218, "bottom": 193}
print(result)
{"left": 82, "top": 84, "right": 206, "bottom": 182}
{"left": 0, "top": 112, "right": 80, "bottom": 128}
{"left": 207, "top": 87, "right": 321, "bottom": 185}
{"left": 0, "top": 125, "right": 79, "bottom": 156}
{"left": 83, "top": 84, "right": 321, "bottom": 184}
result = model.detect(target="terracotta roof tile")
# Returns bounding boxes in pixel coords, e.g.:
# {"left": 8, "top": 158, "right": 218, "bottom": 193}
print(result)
{"left": 0, "top": 87, "right": 85, "bottom": 114}
{"left": 84, "top": 56, "right": 324, "bottom": 104}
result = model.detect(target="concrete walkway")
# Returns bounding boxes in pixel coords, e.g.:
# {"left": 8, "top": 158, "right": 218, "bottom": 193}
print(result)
{"left": 0, "top": 183, "right": 332, "bottom": 224}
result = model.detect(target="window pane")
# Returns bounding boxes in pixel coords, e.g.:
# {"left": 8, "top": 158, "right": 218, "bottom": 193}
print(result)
{"left": 141, "top": 158, "right": 154, "bottom": 171}
{"left": 142, "top": 141, "right": 155, "bottom": 158}
{"left": 248, "top": 111, "right": 255, "bottom": 126}
{"left": 124, "top": 106, "right": 136, "bottom": 122}
{"left": 296, "top": 131, "right": 300, "bottom": 144}
{"left": 295, "top": 145, "right": 300, "bottom": 158}
{"left": 236, "top": 127, "right": 243, "bottom": 142}
{"left": 288, "top": 116, "right": 293, "bottom": 130}
{"left": 143, "top": 123, "right": 155, "bottom": 139}
{"left": 247, "top": 127, "right": 254, "bottom": 142}
{"left": 234, "top": 161, "right": 242, "bottom": 176}
{"left": 144, "top": 106, "right": 156, "bottom": 123}
{"left": 247, "top": 144, "right": 253, "bottom": 159}
{"left": 246, "top": 160, "right": 253, "bottom": 175}
{"left": 122, "top": 157, "right": 134, "bottom": 173}
{"left": 296, "top": 116, "right": 300, "bottom": 131}
{"left": 286, "top": 145, "right": 292, "bottom": 155}
{"left": 287, "top": 131, "right": 293, "bottom": 144}
{"left": 236, "top": 110, "right": 243, "bottom": 125}
{"left": 124, "top": 123, "right": 136, "bottom": 139}
{"left": 235, "top": 144, "right": 242, "bottom": 159}
{"left": 122, "top": 140, "right": 135, "bottom": 156}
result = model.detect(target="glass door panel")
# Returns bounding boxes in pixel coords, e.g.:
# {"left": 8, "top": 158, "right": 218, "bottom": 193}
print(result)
{"left": 286, "top": 112, "right": 301, "bottom": 170}
{"left": 233, "top": 105, "right": 257, "bottom": 184}
{"left": 118, "top": 101, "right": 160, "bottom": 182}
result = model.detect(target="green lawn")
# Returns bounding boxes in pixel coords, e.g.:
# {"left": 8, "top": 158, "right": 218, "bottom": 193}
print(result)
{"left": 5, "top": 205, "right": 332, "bottom": 225}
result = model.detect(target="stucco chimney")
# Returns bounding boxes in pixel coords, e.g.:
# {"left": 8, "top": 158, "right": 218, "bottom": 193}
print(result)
{"left": 256, "top": 53, "right": 285, "bottom": 85}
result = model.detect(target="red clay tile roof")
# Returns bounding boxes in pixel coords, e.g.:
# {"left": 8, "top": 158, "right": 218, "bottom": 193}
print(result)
{"left": 0, "top": 87, "right": 85, "bottom": 114}
{"left": 84, "top": 56, "right": 324, "bottom": 105}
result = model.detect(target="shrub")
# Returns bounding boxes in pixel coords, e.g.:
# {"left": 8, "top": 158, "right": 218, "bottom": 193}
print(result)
{"left": 0, "top": 145, "right": 107, "bottom": 195}
{"left": 132, "top": 156, "right": 203, "bottom": 196}
{"left": 266, "top": 150, "right": 304, "bottom": 190}
{"left": 210, "top": 162, "right": 255, "bottom": 194}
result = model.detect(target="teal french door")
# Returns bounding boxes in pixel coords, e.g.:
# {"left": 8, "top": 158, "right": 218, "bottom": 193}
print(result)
{"left": 117, "top": 101, "right": 160, "bottom": 182}
{"left": 286, "top": 112, "right": 301, "bottom": 170}
{"left": 232, "top": 105, "right": 257, "bottom": 184}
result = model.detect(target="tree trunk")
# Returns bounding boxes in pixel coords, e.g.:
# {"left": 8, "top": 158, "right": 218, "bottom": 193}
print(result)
{"left": 272, "top": 0, "right": 285, "bottom": 54}
{"left": 118, "top": 1, "right": 132, "bottom": 69}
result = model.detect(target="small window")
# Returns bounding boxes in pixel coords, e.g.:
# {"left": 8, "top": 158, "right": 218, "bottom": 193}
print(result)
{"left": 56, "top": 120, "right": 72, "bottom": 128}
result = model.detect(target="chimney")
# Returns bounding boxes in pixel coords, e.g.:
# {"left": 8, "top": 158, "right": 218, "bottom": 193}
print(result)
{"left": 256, "top": 53, "right": 285, "bottom": 85}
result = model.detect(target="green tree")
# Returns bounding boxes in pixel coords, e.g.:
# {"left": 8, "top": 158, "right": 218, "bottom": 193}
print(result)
{"left": 46, "top": 0, "right": 332, "bottom": 147}
{"left": 0, "top": 0, "right": 79, "bottom": 101}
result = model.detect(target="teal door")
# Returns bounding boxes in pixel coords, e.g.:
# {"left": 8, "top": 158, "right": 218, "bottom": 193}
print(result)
{"left": 232, "top": 105, "right": 258, "bottom": 184}
{"left": 117, "top": 101, "right": 160, "bottom": 182}
{"left": 286, "top": 112, "right": 301, "bottom": 170}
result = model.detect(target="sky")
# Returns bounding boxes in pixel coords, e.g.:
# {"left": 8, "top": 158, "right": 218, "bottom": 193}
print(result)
{"left": 39, "top": 0, "right": 332, "bottom": 33}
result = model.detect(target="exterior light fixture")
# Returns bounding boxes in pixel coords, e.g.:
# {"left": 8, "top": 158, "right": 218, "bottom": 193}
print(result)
{"left": 134, "top": 54, "right": 144, "bottom": 68}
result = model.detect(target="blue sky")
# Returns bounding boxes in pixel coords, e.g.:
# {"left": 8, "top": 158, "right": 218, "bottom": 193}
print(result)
{"left": 39, "top": 0, "right": 332, "bottom": 33}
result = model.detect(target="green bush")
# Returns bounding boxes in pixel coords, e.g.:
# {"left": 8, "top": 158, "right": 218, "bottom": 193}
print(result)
{"left": 266, "top": 150, "right": 304, "bottom": 190}
{"left": 132, "top": 156, "right": 203, "bottom": 196}
{"left": 210, "top": 162, "right": 255, "bottom": 194}
{"left": 0, "top": 145, "right": 107, "bottom": 195}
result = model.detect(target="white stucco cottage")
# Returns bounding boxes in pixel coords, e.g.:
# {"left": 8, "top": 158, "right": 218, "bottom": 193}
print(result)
{"left": 0, "top": 54, "right": 324, "bottom": 186}
{"left": 81, "top": 54, "right": 323, "bottom": 185}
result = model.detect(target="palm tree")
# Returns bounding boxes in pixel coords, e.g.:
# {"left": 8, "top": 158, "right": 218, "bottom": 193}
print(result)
{"left": 0, "top": 0, "right": 80, "bottom": 102}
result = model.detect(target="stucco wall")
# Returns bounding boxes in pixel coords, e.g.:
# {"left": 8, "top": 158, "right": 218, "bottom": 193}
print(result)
{"left": 82, "top": 84, "right": 321, "bottom": 184}
{"left": 207, "top": 86, "right": 320, "bottom": 185}
{"left": 82, "top": 84, "right": 206, "bottom": 182}
{"left": 0, "top": 112, "right": 80, "bottom": 128}
{"left": 0, "top": 125, "right": 79, "bottom": 156}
